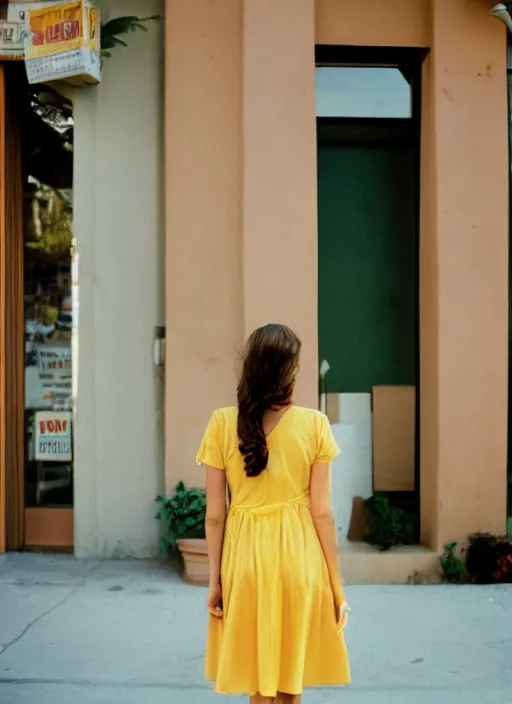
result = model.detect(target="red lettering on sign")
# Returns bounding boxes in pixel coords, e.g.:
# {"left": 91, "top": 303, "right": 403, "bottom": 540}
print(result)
{"left": 32, "top": 29, "right": 44, "bottom": 46}
{"left": 38, "top": 418, "right": 68, "bottom": 435}
{"left": 45, "top": 20, "right": 80, "bottom": 44}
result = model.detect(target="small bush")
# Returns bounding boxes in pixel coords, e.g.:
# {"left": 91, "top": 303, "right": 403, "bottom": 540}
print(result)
{"left": 440, "top": 542, "right": 466, "bottom": 583}
{"left": 465, "top": 533, "right": 512, "bottom": 584}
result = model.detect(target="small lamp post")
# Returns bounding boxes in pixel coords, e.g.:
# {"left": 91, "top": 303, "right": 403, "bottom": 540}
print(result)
{"left": 319, "top": 359, "right": 330, "bottom": 414}
{"left": 490, "top": 3, "right": 512, "bottom": 33}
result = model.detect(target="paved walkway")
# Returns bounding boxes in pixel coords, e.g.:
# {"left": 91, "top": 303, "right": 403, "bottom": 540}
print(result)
{"left": 0, "top": 553, "right": 511, "bottom": 703}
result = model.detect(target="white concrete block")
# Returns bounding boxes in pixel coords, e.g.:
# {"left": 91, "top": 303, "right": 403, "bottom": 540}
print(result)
{"left": 331, "top": 423, "right": 373, "bottom": 540}
{"left": 353, "top": 447, "right": 373, "bottom": 475}
{"left": 354, "top": 424, "right": 373, "bottom": 449}
{"left": 340, "top": 393, "right": 371, "bottom": 425}
{"left": 338, "top": 424, "right": 358, "bottom": 449}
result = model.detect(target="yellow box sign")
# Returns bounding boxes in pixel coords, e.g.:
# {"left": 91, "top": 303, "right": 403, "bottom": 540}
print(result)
{"left": 24, "top": 1, "right": 100, "bottom": 85}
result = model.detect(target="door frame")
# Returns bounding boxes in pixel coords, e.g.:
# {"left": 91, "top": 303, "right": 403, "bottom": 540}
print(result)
{"left": 0, "top": 64, "right": 6, "bottom": 554}
{"left": 0, "top": 63, "right": 26, "bottom": 553}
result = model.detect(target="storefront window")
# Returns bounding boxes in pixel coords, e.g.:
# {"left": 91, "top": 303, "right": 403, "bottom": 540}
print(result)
{"left": 315, "top": 66, "right": 412, "bottom": 119}
{"left": 23, "top": 88, "right": 74, "bottom": 512}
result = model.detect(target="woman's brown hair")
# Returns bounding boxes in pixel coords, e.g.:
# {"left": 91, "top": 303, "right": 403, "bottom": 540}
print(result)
{"left": 237, "top": 324, "right": 301, "bottom": 477}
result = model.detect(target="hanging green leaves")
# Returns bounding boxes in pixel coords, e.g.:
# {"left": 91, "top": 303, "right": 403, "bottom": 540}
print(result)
{"left": 100, "top": 15, "right": 161, "bottom": 60}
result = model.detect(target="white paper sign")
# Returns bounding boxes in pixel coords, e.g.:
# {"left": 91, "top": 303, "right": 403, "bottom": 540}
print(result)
{"left": 34, "top": 411, "right": 72, "bottom": 461}
{"left": 37, "top": 343, "right": 72, "bottom": 381}
{"left": 0, "top": 21, "right": 25, "bottom": 56}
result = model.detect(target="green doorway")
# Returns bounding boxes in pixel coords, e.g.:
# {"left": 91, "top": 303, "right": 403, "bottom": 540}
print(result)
{"left": 318, "top": 141, "right": 417, "bottom": 392}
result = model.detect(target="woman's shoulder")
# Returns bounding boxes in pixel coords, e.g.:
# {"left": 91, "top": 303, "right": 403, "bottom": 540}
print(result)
{"left": 213, "top": 406, "right": 237, "bottom": 417}
{"left": 207, "top": 405, "right": 329, "bottom": 431}
{"left": 209, "top": 406, "right": 238, "bottom": 428}
{"left": 211, "top": 406, "right": 327, "bottom": 423}
{"left": 292, "top": 405, "right": 329, "bottom": 424}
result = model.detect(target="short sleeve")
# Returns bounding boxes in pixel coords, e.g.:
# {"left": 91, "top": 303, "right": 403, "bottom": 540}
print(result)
{"left": 313, "top": 413, "right": 340, "bottom": 464}
{"left": 196, "top": 410, "right": 224, "bottom": 469}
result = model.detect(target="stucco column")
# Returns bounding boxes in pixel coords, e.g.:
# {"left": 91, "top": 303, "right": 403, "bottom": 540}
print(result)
{"left": 242, "top": 0, "right": 318, "bottom": 407}
{"left": 420, "top": 0, "right": 508, "bottom": 549}
{"left": 165, "top": 0, "right": 243, "bottom": 491}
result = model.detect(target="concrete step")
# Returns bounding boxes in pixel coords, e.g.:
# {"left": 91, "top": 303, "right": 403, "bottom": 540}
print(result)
{"left": 340, "top": 541, "right": 440, "bottom": 584}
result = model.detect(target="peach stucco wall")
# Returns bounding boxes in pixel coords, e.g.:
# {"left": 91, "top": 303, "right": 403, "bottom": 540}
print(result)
{"left": 165, "top": 0, "right": 318, "bottom": 492}
{"left": 420, "top": 0, "right": 509, "bottom": 548}
{"left": 165, "top": 0, "right": 243, "bottom": 488}
{"left": 242, "top": 0, "right": 318, "bottom": 406}
{"left": 316, "top": 0, "right": 429, "bottom": 47}
{"left": 165, "top": 0, "right": 509, "bottom": 550}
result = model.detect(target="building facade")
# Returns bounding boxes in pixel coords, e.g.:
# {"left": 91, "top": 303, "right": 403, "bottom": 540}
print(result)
{"left": 0, "top": 0, "right": 509, "bottom": 574}
{"left": 165, "top": 0, "right": 509, "bottom": 566}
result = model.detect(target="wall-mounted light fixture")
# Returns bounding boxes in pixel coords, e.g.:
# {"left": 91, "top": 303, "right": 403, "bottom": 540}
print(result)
{"left": 490, "top": 3, "right": 512, "bottom": 33}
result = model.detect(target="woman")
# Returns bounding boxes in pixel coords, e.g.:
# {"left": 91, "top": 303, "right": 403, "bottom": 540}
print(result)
{"left": 196, "top": 323, "right": 351, "bottom": 703}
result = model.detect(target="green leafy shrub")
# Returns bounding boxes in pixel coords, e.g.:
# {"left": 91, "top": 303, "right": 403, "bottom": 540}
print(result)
{"left": 440, "top": 541, "right": 466, "bottom": 583}
{"left": 363, "top": 494, "right": 414, "bottom": 551}
{"left": 155, "top": 482, "right": 206, "bottom": 554}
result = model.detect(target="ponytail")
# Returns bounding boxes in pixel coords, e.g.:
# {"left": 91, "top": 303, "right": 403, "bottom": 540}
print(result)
{"left": 237, "top": 384, "right": 269, "bottom": 478}
{"left": 237, "top": 324, "right": 301, "bottom": 477}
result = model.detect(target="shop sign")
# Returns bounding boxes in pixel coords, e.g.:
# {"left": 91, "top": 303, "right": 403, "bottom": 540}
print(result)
{"left": 8, "top": 2, "right": 70, "bottom": 24}
{"left": 34, "top": 410, "right": 72, "bottom": 461}
{"left": 23, "top": 1, "right": 101, "bottom": 86}
{"left": 0, "top": 20, "right": 24, "bottom": 57}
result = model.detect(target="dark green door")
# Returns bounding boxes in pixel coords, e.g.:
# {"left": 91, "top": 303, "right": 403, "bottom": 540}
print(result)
{"left": 318, "top": 144, "right": 417, "bottom": 393}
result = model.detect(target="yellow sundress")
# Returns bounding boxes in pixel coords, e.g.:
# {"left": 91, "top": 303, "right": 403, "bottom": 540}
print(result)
{"left": 196, "top": 405, "right": 351, "bottom": 697}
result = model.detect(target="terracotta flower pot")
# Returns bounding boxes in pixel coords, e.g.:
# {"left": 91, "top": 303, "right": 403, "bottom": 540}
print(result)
{"left": 176, "top": 537, "right": 209, "bottom": 586}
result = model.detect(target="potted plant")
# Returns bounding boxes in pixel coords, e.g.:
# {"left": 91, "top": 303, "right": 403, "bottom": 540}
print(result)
{"left": 156, "top": 482, "right": 209, "bottom": 586}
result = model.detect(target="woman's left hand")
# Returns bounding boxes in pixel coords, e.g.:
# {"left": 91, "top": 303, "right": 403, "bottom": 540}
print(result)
{"left": 207, "top": 582, "right": 223, "bottom": 619}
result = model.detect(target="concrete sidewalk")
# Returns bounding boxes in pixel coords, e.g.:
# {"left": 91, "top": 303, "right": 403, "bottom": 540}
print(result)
{"left": 0, "top": 554, "right": 511, "bottom": 704}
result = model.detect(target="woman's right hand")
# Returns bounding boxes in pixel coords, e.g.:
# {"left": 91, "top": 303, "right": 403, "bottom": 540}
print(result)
{"left": 335, "top": 599, "right": 350, "bottom": 631}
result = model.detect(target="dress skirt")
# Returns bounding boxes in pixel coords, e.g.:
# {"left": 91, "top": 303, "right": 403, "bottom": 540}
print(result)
{"left": 205, "top": 493, "right": 351, "bottom": 697}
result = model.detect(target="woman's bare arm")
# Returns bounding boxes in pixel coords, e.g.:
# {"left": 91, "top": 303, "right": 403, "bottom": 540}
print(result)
{"left": 310, "top": 461, "right": 346, "bottom": 609}
{"left": 205, "top": 465, "right": 227, "bottom": 587}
